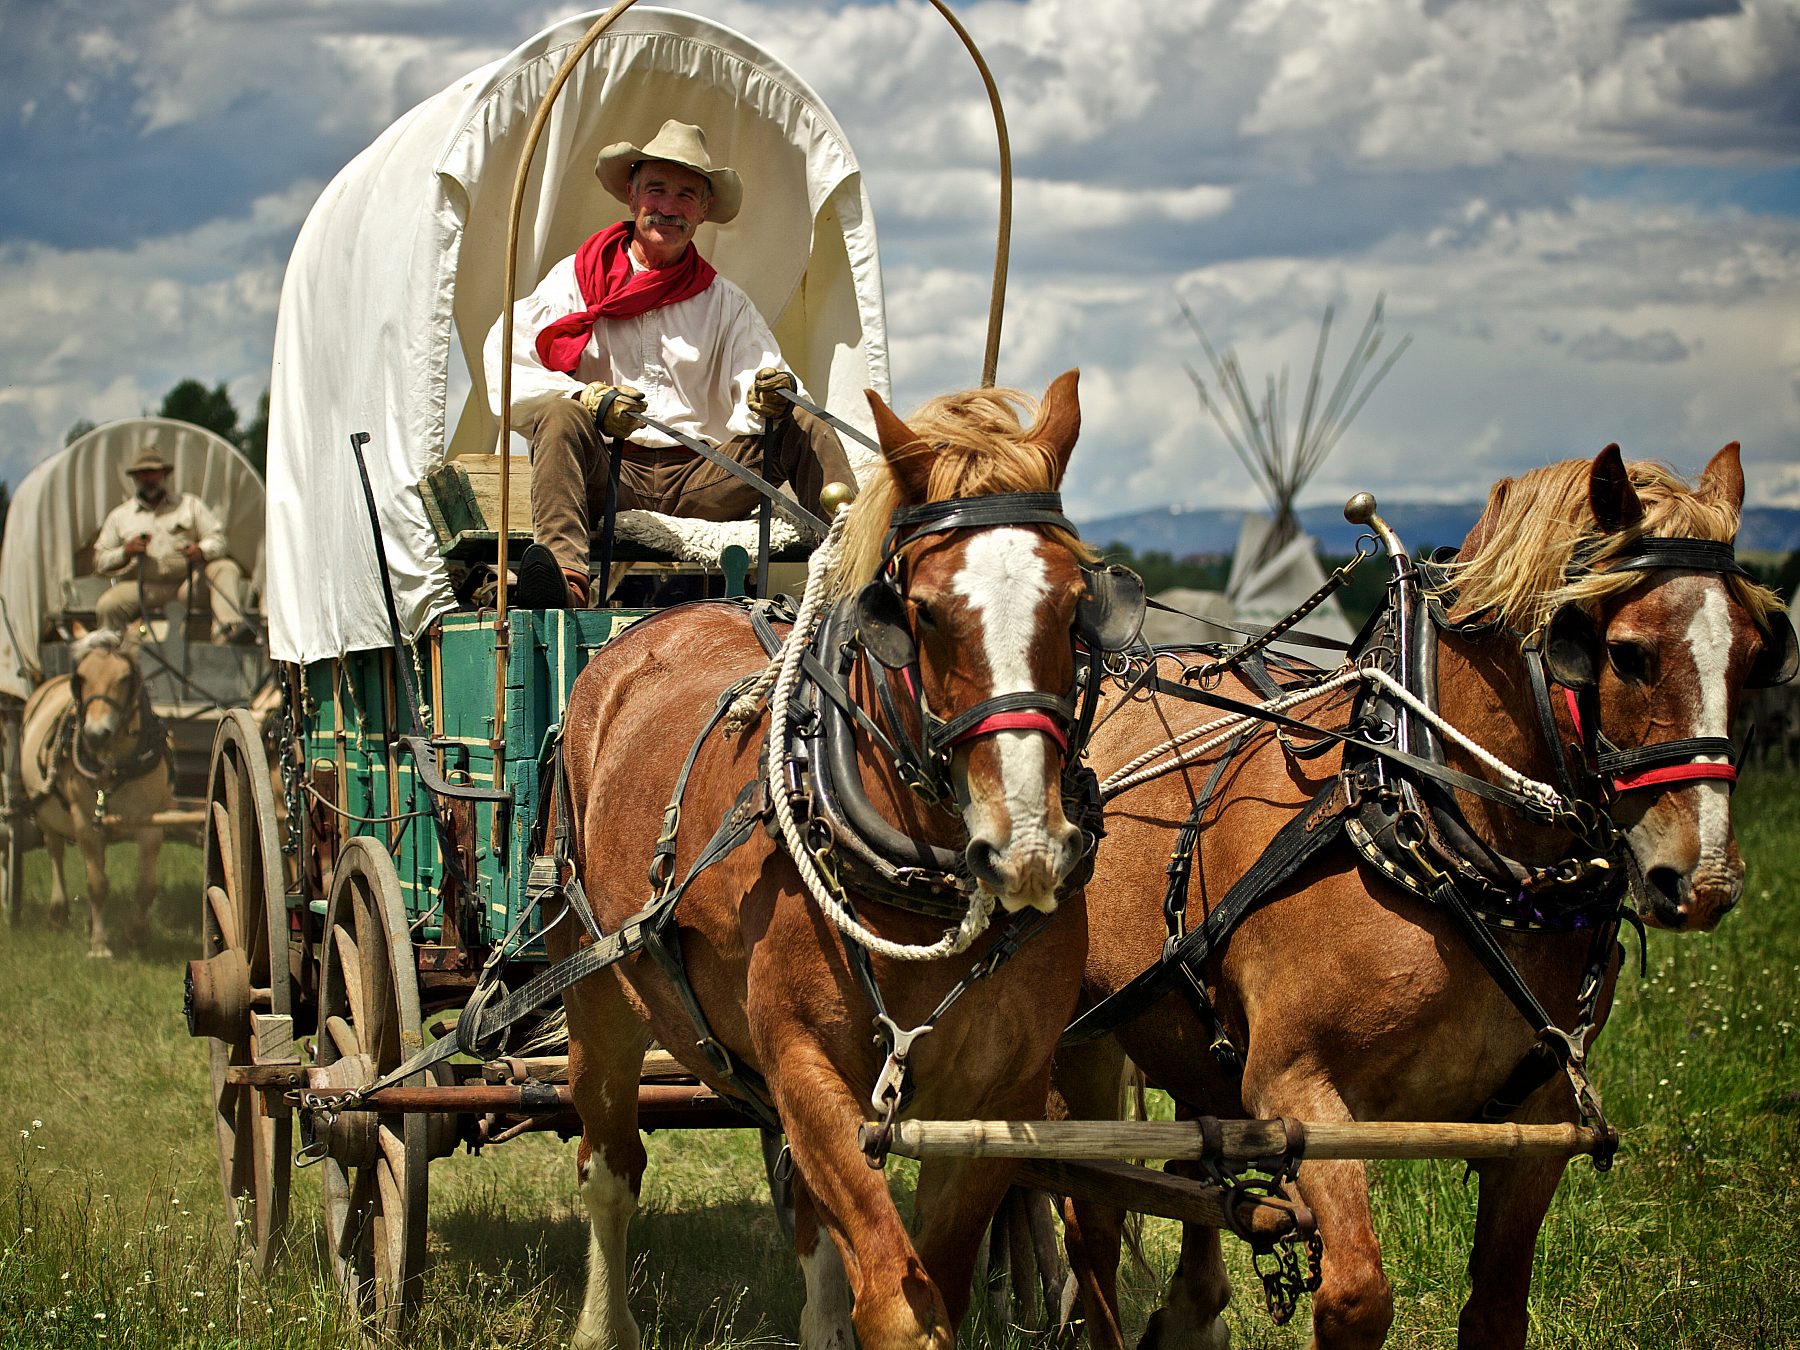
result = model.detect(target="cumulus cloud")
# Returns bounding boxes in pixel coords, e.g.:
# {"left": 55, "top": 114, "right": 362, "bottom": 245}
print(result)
{"left": 0, "top": 0, "right": 1794, "bottom": 521}
{"left": 1567, "top": 326, "right": 1692, "bottom": 363}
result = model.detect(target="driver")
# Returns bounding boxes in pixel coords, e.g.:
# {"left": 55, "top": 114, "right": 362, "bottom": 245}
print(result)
{"left": 485, "top": 119, "right": 854, "bottom": 608}
{"left": 92, "top": 443, "right": 255, "bottom": 644}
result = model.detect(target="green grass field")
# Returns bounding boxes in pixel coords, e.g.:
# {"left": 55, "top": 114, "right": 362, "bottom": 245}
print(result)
{"left": 2, "top": 769, "right": 1797, "bottom": 1348}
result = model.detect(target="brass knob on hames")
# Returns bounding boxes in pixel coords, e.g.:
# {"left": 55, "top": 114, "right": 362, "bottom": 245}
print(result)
{"left": 820, "top": 481, "right": 858, "bottom": 517}
{"left": 1344, "top": 491, "right": 1378, "bottom": 525}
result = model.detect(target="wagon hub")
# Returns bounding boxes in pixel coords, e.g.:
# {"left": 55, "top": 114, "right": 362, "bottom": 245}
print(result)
{"left": 300, "top": 1055, "right": 381, "bottom": 1169}
{"left": 184, "top": 948, "right": 250, "bottom": 1041}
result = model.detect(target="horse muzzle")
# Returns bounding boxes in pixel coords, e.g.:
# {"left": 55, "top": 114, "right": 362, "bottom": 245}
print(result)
{"left": 965, "top": 821, "right": 1085, "bottom": 913}
{"left": 1638, "top": 860, "right": 1742, "bottom": 932}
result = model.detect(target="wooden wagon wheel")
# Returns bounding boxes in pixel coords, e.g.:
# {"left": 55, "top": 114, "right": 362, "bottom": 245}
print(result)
{"left": 312, "top": 836, "right": 429, "bottom": 1329}
{"left": 188, "top": 707, "right": 294, "bottom": 1272}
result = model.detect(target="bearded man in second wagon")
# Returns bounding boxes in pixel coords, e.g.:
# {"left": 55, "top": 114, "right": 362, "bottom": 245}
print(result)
{"left": 486, "top": 118, "right": 854, "bottom": 608}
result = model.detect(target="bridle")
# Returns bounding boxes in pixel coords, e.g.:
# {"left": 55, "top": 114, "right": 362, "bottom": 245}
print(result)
{"left": 850, "top": 490, "right": 1146, "bottom": 797}
{"left": 1524, "top": 536, "right": 1797, "bottom": 804}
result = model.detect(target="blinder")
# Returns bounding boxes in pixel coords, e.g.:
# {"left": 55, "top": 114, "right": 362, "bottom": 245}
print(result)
{"left": 1077, "top": 564, "right": 1146, "bottom": 653}
{"left": 1748, "top": 611, "right": 1798, "bottom": 689}
{"left": 855, "top": 580, "right": 916, "bottom": 670}
{"left": 1542, "top": 605, "right": 1601, "bottom": 691}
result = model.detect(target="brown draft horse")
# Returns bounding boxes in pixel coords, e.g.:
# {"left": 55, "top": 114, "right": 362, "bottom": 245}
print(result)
{"left": 19, "top": 630, "right": 173, "bottom": 956}
{"left": 553, "top": 373, "right": 1099, "bottom": 1349}
{"left": 1057, "top": 444, "right": 1790, "bottom": 1348}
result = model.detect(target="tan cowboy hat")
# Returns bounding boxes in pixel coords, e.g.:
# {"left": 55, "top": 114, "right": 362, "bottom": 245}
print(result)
{"left": 595, "top": 119, "right": 743, "bottom": 224}
{"left": 127, "top": 442, "right": 172, "bottom": 475}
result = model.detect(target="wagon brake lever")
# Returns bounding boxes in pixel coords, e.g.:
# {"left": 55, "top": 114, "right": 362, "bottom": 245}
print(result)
{"left": 397, "top": 734, "right": 511, "bottom": 804}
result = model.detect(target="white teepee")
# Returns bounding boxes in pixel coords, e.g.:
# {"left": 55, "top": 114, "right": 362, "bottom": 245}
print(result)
{"left": 1177, "top": 297, "right": 1409, "bottom": 659}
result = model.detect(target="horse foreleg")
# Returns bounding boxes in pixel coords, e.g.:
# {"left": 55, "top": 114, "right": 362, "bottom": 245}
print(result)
{"left": 912, "top": 1155, "right": 1024, "bottom": 1331}
{"left": 562, "top": 969, "right": 651, "bottom": 1350}
{"left": 44, "top": 833, "right": 70, "bottom": 930}
{"left": 1457, "top": 1152, "right": 1569, "bottom": 1349}
{"left": 1137, "top": 1171, "right": 1233, "bottom": 1350}
{"left": 1052, "top": 1039, "right": 1133, "bottom": 1348}
{"left": 128, "top": 828, "right": 162, "bottom": 947}
{"left": 78, "top": 832, "right": 112, "bottom": 958}
{"left": 773, "top": 1048, "right": 953, "bottom": 1350}
{"left": 792, "top": 1172, "right": 855, "bottom": 1350}
{"left": 1289, "top": 1157, "right": 1391, "bottom": 1350}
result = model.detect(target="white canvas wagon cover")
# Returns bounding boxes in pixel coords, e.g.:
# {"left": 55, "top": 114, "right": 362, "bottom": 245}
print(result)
{"left": 267, "top": 6, "right": 889, "bottom": 663}
{"left": 0, "top": 418, "right": 266, "bottom": 701}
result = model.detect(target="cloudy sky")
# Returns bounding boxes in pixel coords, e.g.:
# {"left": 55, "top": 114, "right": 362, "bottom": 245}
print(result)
{"left": 1, "top": 0, "right": 1797, "bottom": 525}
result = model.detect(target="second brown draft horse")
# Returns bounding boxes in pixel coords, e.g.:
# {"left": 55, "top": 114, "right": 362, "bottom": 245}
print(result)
{"left": 1058, "top": 444, "right": 1793, "bottom": 1348}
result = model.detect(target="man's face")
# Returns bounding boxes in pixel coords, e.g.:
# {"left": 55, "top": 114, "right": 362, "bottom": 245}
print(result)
{"left": 626, "top": 160, "right": 712, "bottom": 257}
{"left": 132, "top": 469, "right": 170, "bottom": 502}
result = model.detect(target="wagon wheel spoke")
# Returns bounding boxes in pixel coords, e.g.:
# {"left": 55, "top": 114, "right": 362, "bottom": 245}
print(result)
{"left": 325, "top": 1014, "right": 360, "bottom": 1060}
{"left": 204, "top": 883, "right": 241, "bottom": 955}
{"left": 336, "top": 1167, "right": 376, "bottom": 1261}
{"left": 332, "top": 925, "right": 366, "bottom": 1029}
{"left": 209, "top": 800, "right": 238, "bottom": 917}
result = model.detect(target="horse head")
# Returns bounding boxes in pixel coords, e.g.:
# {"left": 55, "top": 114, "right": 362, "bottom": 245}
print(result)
{"left": 1459, "top": 442, "right": 1793, "bottom": 931}
{"left": 838, "top": 370, "right": 1101, "bottom": 913}
{"left": 69, "top": 630, "right": 148, "bottom": 763}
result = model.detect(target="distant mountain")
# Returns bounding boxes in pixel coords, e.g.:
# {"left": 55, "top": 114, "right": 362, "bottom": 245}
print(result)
{"left": 1079, "top": 502, "right": 1800, "bottom": 558}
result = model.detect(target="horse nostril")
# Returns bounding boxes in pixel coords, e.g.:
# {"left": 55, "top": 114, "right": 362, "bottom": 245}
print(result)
{"left": 965, "top": 839, "right": 1005, "bottom": 888}
{"left": 1645, "top": 866, "right": 1688, "bottom": 926}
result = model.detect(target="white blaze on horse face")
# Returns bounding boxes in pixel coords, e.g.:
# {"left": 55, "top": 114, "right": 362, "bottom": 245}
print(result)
{"left": 1682, "top": 584, "right": 1734, "bottom": 864}
{"left": 952, "top": 528, "right": 1071, "bottom": 910}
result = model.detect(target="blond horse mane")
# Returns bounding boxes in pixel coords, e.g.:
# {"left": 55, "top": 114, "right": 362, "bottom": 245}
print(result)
{"left": 1442, "top": 456, "right": 1784, "bottom": 634}
{"left": 826, "top": 385, "right": 1093, "bottom": 599}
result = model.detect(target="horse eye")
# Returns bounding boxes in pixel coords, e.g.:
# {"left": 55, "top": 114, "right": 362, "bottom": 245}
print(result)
{"left": 912, "top": 599, "right": 937, "bottom": 630}
{"left": 1606, "top": 640, "right": 1653, "bottom": 683}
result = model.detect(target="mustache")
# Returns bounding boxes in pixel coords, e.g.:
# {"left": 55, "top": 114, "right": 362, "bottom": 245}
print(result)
{"left": 643, "top": 212, "right": 692, "bottom": 231}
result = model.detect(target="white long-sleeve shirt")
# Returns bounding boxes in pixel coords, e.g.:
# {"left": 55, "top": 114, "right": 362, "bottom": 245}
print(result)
{"left": 484, "top": 251, "right": 801, "bottom": 449}
{"left": 93, "top": 493, "right": 228, "bottom": 582}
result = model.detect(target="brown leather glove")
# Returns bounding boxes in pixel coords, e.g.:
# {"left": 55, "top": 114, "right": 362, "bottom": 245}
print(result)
{"left": 574, "top": 383, "right": 646, "bottom": 440}
{"left": 747, "top": 367, "right": 795, "bottom": 421}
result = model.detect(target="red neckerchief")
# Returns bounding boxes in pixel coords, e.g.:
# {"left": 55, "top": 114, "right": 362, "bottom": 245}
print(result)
{"left": 533, "top": 221, "right": 717, "bottom": 373}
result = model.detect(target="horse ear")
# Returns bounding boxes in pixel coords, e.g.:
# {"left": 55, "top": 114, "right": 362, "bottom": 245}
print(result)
{"left": 1588, "top": 444, "right": 1644, "bottom": 534}
{"left": 864, "top": 389, "right": 932, "bottom": 503}
{"left": 1698, "top": 442, "right": 1745, "bottom": 513}
{"left": 1028, "top": 369, "right": 1081, "bottom": 486}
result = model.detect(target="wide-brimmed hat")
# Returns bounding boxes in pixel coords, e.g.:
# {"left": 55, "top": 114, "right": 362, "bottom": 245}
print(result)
{"left": 595, "top": 119, "right": 742, "bottom": 224}
{"left": 127, "top": 443, "right": 172, "bottom": 475}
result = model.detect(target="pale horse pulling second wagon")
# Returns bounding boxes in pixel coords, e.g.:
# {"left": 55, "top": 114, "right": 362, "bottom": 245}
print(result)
{"left": 0, "top": 416, "right": 270, "bottom": 941}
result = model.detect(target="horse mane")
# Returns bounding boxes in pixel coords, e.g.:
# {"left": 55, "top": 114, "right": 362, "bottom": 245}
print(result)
{"left": 826, "top": 385, "right": 1093, "bottom": 598}
{"left": 72, "top": 629, "right": 126, "bottom": 663}
{"left": 1442, "top": 456, "right": 1784, "bottom": 634}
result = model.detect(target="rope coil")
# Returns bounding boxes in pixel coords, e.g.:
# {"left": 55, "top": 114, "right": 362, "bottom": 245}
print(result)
{"left": 755, "top": 509, "right": 994, "bottom": 961}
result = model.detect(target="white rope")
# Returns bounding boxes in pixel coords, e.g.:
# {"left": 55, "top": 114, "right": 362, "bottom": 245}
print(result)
{"left": 752, "top": 508, "right": 993, "bottom": 961}
{"left": 1102, "top": 661, "right": 1565, "bottom": 814}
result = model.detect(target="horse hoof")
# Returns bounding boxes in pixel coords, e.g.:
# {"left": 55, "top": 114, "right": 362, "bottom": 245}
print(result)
{"left": 48, "top": 907, "right": 70, "bottom": 932}
{"left": 127, "top": 924, "right": 151, "bottom": 949}
{"left": 88, "top": 945, "right": 114, "bottom": 960}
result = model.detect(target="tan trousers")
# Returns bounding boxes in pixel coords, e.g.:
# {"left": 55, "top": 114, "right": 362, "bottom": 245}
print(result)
{"left": 97, "top": 558, "right": 249, "bottom": 638}
{"left": 521, "top": 393, "right": 856, "bottom": 576}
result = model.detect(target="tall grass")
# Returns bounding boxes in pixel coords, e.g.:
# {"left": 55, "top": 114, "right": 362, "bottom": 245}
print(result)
{"left": 2, "top": 770, "right": 1797, "bottom": 1346}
